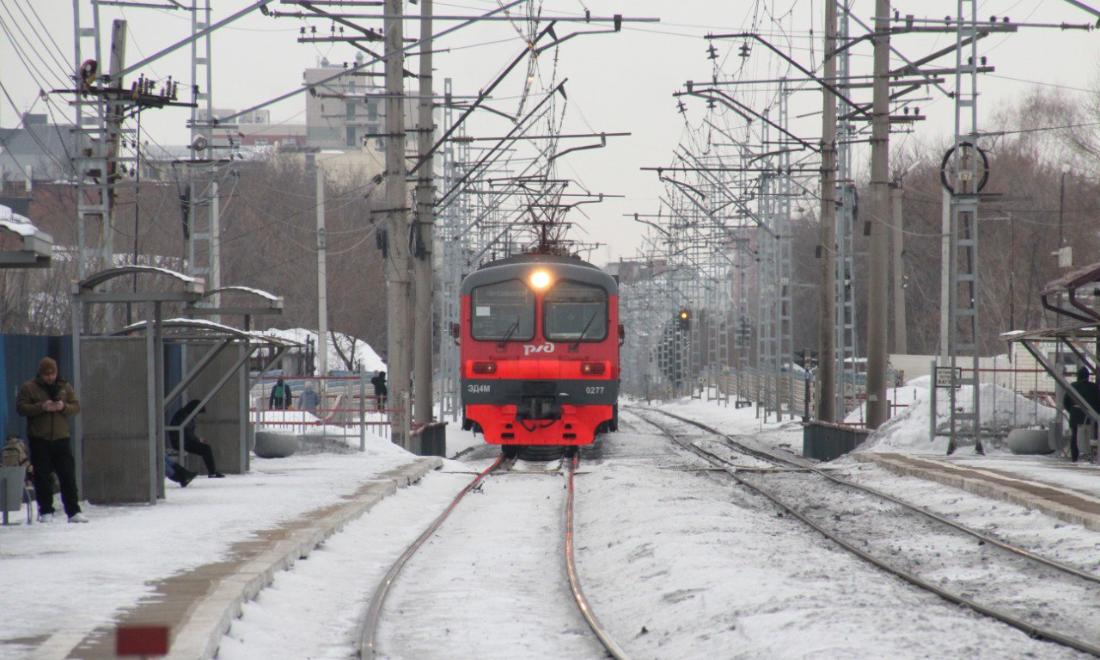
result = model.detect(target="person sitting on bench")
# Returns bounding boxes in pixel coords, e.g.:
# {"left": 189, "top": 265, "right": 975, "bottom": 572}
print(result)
{"left": 168, "top": 400, "right": 225, "bottom": 478}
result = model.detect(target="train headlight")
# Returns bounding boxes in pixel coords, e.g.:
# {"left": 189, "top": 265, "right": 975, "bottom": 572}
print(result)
{"left": 529, "top": 269, "right": 552, "bottom": 290}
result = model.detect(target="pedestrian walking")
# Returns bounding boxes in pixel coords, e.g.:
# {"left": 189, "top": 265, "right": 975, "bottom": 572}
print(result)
{"left": 1064, "top": 367, "right": 1100, "bottom": 462}
{"left": 299, "top": 384, "right": 320, "bottom": 414}
{"left": 16, "top": 357, "right": 88, "bottom": 523}
{"left": 269, "top": 377, "right": 293, "bottom": 410}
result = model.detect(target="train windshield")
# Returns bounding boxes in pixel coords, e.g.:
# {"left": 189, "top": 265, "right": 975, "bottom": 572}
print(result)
{"left": 471, "top": 279, "right": 536, "bottom": 341}
{"left": 544, "top": 280, "right": 607, "bottom": 342}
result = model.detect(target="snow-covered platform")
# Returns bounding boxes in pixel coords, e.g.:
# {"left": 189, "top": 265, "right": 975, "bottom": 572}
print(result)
{"left": 855, "top": 452, "right": 1100, "bottom": 532}
{"left": 0, "top": 447, "right": 441, "bottom": 660}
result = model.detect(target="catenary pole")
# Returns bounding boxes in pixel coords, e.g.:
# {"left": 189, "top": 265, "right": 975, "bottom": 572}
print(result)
{"left": 865, "top": 0, "right": 891, "bottom": 429}
{"left": 384, "top": 0, "right": 412, "bottom": 448}
{"left": 891, "top": 183, "right": 907, "bottom": 354}
{"left": 939, "top": 187, "right": 950, "bottom": 358}
{"left": 413, "top": 0, "right": 434, "bottom": 427}
{"left": 817, "top": 0, "right": 838, "bottom": 423}
{"left": 316, "top": 159, "right": 329, "bottom": 383}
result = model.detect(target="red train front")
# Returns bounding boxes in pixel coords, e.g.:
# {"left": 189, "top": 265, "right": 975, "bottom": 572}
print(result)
{"left": 459, "top": 254, "right": 621, "bottom": 452}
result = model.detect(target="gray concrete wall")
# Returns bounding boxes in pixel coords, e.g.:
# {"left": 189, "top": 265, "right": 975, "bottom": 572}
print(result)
{"left": 183, "top": 343, "right": 247, "bottom": 475}
{"left": 81, "top": 337, "right": 162, "bottom": 504}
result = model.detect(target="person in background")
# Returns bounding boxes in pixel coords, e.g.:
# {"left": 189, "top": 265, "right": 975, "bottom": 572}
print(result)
{"left": 370, "top": 371, "right": 388, "bottom": 411}
{"left": 16, "top": 357, "right": 87, "bottom": 523}
{"left": 269, "top": 378, "right": 293, "bottom": 410}
{"left": 299, "top": 384, "right": 320, "bottom": 415}
{"left": 168, "top": 400, "right": 225, "bottom": 478}
{"left": 1064, "top": 366, "right": 1100, "bottom": 463}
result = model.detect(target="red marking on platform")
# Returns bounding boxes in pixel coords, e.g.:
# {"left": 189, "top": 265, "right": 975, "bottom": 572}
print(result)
{"left": 116, "top": 625, "right": 170, "bottom": 656}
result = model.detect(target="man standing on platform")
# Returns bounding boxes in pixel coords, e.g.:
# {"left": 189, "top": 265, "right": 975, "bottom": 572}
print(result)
{"left": 1064, "top": 367, "right": 1100, "bottom": 463}
{"left": 17, "top": 357, "right": 87, "bottom": 523}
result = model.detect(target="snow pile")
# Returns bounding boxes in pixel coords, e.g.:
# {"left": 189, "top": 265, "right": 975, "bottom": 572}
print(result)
{"left": 856, "top": 377, "right": 1057, "bottom": 454}
{"left": 256, "top": 327, "right": 386, "bottom": 374}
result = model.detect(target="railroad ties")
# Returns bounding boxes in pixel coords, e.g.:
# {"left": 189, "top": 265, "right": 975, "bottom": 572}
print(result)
{"left": 357, "top": 451, "right": 628, "bottom": 659}
{"left": 627, "top": 406, "right": 1100, "bottom": 657}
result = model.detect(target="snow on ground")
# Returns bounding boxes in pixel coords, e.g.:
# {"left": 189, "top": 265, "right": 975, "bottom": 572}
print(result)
{"left": 638, "top": 395, "right": 805, "bottom": 456}
{"left": 216, "top": 416, "right": 1086, "bottom": 659}
{"left": 219, "top": 467, "right": 479, "bottom": 660}
{"left": 0, "top": 431, "right": 416, "bottom": 657}
{"left": 837, "top": 459, "right": 1100, "bottom": 575}
{"left": 579, "top": 414, "right": 1082, "bottom": 658}
{"left": 7, "top": 391, "right": 1098, "bottom": 659}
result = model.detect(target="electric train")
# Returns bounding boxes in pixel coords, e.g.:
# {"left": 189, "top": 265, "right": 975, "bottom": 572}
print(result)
{"left": 457, "top": 253, "right": 622, "bottom": 455}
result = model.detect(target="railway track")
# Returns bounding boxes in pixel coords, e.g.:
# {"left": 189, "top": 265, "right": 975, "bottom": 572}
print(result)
{"left": 357, "top": 452, "right": 628, "bottom": 659}
{"left": 628, "top": 406, "right": 1100, "bottom": 657}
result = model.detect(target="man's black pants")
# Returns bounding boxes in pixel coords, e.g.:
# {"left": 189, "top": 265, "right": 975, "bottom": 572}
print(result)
{"left": 29, "top": 437, "right": 81, "bottom": 517}
{"left": 1068, "top": 419, "right": 1094, "bottom": 461}
{"left": 171, "top": 437, "right": 217, "bottom": 475}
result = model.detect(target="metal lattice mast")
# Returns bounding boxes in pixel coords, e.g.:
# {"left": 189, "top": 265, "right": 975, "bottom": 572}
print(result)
{"left": 436, "top": 78, "right": 461, "bottom": 421}
{"left": 187, "top": 0, "right": 215, "bottom": 286}
{"left": 947, "top": 0, "right": 983, "bottom": 454}
{"left": 835, "top": 0, "right": 859, "bottom": 419}
{"left": 777, "top": 81, "right": 794, "bottom": 419}
{"left": 72, "top": 1, "right": 109, "bottom": 280}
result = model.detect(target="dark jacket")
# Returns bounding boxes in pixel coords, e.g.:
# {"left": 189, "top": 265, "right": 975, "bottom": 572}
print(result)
{"left": 17, "top": 377, "right": 81, "bottom": 441}
{"left": 370, "top": 374, "right": 387, "bottom": 396}
{"left": 1065, "top": 379, "right": 1100, "bottom": 425}
{"left": 168, "top": 400, "right": 202, "bottom": 448}
{"left": 269, "top": 381, "right": 292, "bottom": 408}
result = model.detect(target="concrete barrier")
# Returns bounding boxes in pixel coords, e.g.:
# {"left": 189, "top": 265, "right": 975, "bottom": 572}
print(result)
{"left": 1007, "top": 428, "right": 1052, "bottom": 455}
{"left": 410, "top": 422, "right": 446, "bottom": 457}
{"left": 253, "top": 431, "right": 299, "bottom": 458}
{"left": 802, "top": 420, "right": 871, "bottom": 461}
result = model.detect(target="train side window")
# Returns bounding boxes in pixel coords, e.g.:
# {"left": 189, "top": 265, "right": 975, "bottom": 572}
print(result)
{"left": 544, "top": 280, "right": 607, "bottom": 342}
{"left": 470, "top": 279, "right": 535, "bottom": 341}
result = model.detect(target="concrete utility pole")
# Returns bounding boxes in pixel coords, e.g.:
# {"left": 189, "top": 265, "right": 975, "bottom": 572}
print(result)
{"left": 865, "top": 0, "right": 891, "bottom": 429}
{"left": 413, "top": 0, "right": 434, "bottom": 426}
{"left": 939, "top": 187, "right": 950, "bottom": 358}
{"left": 316, "top": 159, "right": 328, "bottom": 381}
{"left": 891, "top": 183, "right": 907, "bottom": 354}
{"left": 384, "top": 0, "right": 412, "bottom": 447}
{"left": 817, "top": 0, "right": 838, "bottom": 423}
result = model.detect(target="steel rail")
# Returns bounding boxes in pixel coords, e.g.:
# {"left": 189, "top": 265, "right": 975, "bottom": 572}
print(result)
{"left": 639, "top": 407, "right": 1100, "bottom": 586}
{"left": 564, "top": 454, "right": 631, "bottom": 660}
{"left": 358, "top": 455, "right": 504, "bottom": 658}
{"left": 627, "top": 408, "right": 1100, "bottom": 658}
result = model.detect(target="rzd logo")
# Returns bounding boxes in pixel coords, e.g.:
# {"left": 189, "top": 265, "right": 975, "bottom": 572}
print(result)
{"left": 523, "top": 343, "right": 556, "bottom": 356}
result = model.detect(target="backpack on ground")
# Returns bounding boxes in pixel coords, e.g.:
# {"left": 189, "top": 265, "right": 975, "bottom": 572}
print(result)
{"left": 2, "top": 437, "right": 29, "bottom": 468}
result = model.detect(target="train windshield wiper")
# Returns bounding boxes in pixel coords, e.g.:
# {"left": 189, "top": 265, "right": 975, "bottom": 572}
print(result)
{"left": 497, "top": 317, "right": 520, "bottom": 348}
{"left": 570, "top": 309, "right": 600, "bottom": 350}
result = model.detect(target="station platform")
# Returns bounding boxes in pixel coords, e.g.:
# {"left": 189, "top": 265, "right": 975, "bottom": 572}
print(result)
{"left": 0, "top": 447, "right": 441, "bottom": 660}
{"left": 854, "top": 452, "right": 1100, "bottom": 533}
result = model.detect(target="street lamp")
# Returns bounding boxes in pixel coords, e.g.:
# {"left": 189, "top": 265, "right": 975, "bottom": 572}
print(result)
{"left": 1059, "top": 163, "right": 1070, "bottom": 249}
{"left": 1058, "top": 163, "right": 1072, "bottom": 269}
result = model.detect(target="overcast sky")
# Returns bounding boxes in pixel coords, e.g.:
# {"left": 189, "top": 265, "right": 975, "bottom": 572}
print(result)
{"left": 3, "top": 1, "right": 1099, "bottom": 264}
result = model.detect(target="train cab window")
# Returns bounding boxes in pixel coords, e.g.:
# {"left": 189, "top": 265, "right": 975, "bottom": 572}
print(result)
{"left": 471, "top": 279, "right": 535, "bottom": 341}
{"left": 544, "top": 280, "right": 607, "bottom": 342}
